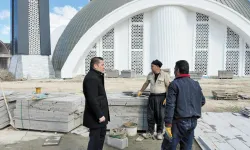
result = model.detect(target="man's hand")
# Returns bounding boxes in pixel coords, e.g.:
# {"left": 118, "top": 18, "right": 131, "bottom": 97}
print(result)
{"left": 99, "top": 116, "right": 106, "bottom": 123}
{"left": 164, "top": 127, "right": 172, "bottom": 140}
{"left": 137, "top": 91, "right": 142, "bottom": 97}
{"left": 163, "top": 99, "right": 166, "bottom": 105}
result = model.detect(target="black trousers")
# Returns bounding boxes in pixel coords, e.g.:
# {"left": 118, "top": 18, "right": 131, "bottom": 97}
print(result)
{"left": 147, "top": 94, "right": 166, "bottom": 134}
{"left": 88, "top": 126, "right": 107, "bottom": 150}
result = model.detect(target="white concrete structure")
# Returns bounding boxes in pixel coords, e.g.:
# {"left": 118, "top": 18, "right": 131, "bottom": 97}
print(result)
{"left": 52, "top": 0, "right": 250, "bottom": 78}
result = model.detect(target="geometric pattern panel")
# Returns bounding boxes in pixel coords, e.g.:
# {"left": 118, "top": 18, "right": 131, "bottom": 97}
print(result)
{"left": 131, "top": 25, "right": 143, "bottom": 49}
{"left": 131, "top": 51, "right": 143, "bottom": 75}
{"left": 195, "top": 24, "right": 209, "bottom": 49}
{"left": 226, "top": 51, "right": 239, "bottom": 75}
{"left": 246, "top": 43, "right": 249, "bottom": 49}
{"left": 102, "top": 29, "right": 114, "bottom": 49}
{"left": 196, "top": 13, "right": 209, "bottom": 22}
{"left": 194, "top": 51, "right": 208, "bottom": 75}
{"left": 85, "top": 50, "right": 97, "bottom": 74}
{"left": 28, "top": 0, "right": 41, "bottom": 55}
{"left": 131, "top": 13, "right": 144, "bottom": 23}
{"left": 245, "top": 51, "right": 250, "bottom": 75}
{"left": 102, "top": 51, "right": 114, "bottom": 70}
{"left": 226, "top": 28, "right": 240, "bottom": 49}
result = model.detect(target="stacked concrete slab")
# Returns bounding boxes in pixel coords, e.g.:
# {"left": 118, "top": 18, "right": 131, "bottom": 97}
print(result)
{"left": 106, "top": 93, "right": 148, "bottom": 130}
{"left": 14, "top": 96, "right": 84, "bottom": 132}
{"left": 0, "top": 91, "right": 16, "bottom": 129}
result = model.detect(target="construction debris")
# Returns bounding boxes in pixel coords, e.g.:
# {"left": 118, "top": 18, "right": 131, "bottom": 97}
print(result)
{"left": 14, "top": 95, "right": 84, "bottom": 132}
{"left": 241, "top": 107, "right": 250, "bottom": 118}
{"left": 109, "top": 128, "right": 127, "bottom": 139}
{"left": 212, "top": 90, "right": 238, "bottom": 100}
{"left": 71, "top": 126, "right": 89, "bottom": 137}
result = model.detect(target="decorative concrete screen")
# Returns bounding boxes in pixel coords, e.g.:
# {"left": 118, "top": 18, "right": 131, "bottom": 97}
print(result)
{"left": 194, "top": 13, "right": 209, "bottom": 75}
{"left": 28, "top": 0, "right": 41, "bottom": 55}
{"left": 245, "top": 43, "right": 250, "bottom": 75}
{"left": 85, "top": 44, "right": 97, "bottom": 74}
{"left": 102, "top": 28, "right": 114, "bottom": 70}
{"left": 226, "top": 27, "right": 240, "bottom": 75}
{"left": 130, "top": 13, "right": 144, "bottom": 75}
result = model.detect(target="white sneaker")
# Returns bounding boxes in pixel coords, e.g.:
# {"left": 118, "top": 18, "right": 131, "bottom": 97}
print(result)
{"left": 157, "top": 133, "right": 163, "bottom": 140}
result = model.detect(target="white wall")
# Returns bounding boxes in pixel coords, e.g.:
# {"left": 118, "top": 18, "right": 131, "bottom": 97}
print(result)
{"left": 208, "top": 18, "right": 226, "bottom": 76}
{"left": 114, "top": 19, "right": 129, "bottom": 71}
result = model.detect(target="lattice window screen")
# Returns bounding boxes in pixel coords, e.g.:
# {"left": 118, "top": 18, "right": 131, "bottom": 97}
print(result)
{"left": 245, "top": 51, "right": 250, "bottom": 75}
{"left": 102, "top": 51, "right": 114, "bottom": 70}
{"left": 131, "top": 14, "right": 144, "bottom": 23}
{"left": 131, "top": 25, "right": 143, "bottom": 49}
{"left": 194, "top": 51, "right": 208, "bottom": 74}
{"left": 28, "top": 0, "right": 41, "bottom": 55}
{"left": 226, "top": 28, "right": 239, "bottom": 49}
{"left": 246, "top": 43, "right": 250, "bottom": 49}
{"left": 195, "top": 24, "right": 209, "bottom": 49}
{"left": 196, "top": 13, "right": 209, "bottom": 22}
{"left": 102, "top": 29, "right": 114, "bottom": 49}
{"left": 194, "top": 13, "right": 209, "bottom": 74}
{"left": 130, "top": 14, "right": 144, "bottom": 75}
{"left": 85, "top": 45, "right": 97, "bottom": 74}
{"left": 131, "top": 51, "right": 143, "bottom": 75}
{"left": 226, "top": 51, "right": 239, "bottom": 75}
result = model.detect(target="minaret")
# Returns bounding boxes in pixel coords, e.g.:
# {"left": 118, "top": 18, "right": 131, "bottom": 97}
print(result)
{"left": 9, "top": 0, "right": 54, "bottom": 79}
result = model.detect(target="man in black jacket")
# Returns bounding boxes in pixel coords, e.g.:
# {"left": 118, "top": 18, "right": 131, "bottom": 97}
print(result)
{"left": 161, "top": 60, "right": 205, "bottom": 150}
{"left": 83, "top": 57, "right": 110, "bottom": 150}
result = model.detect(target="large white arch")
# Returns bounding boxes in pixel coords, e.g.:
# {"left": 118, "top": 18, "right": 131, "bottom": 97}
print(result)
{"left": 61, "top": 0, "right": 250, "bottom": 78}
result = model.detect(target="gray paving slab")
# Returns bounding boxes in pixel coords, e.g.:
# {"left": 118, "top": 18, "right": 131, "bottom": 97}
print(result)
{"left": 227, "top": 138, "right": 250, "bottom": 150}
{"left": 202, "top": 113, "right": 241, "bottom": 139}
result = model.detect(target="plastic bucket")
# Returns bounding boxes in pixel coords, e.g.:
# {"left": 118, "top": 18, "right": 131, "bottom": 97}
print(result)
{"left": 123, "top": 122, "right": 137, "bottom": 137}
{"left": 125, "top": 126, "right": 137, "bottom": 137}
{"left": 35, "top": 87, "right": 41, "bottom": 94}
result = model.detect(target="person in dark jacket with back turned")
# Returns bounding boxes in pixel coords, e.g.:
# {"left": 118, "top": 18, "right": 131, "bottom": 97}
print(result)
{"left": 161, "top": 60, "right": 205, "bottom": 150}
{"left": 83, "top": 57, "right": 110, "bottom": 150}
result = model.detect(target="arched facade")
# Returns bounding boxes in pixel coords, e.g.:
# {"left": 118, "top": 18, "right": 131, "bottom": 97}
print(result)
{"left": 52, "top": 0, "right": 250, "bottom": 78}
{"left": 0, "top": 40, "right": 11, "bottom": 69}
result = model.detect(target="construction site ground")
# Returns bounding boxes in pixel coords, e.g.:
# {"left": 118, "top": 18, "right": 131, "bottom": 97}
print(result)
{"left": 0, "top": 77, "right": 250, "bottom": 150}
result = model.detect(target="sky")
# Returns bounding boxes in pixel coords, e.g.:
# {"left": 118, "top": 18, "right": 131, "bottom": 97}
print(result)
{"left": 0, "top": 0, "right": 89, "bottom": 43}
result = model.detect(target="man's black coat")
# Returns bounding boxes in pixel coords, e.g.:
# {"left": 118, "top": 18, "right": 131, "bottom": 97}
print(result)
{"left": 83, "top": 68, "right": 110, "bottom": 129}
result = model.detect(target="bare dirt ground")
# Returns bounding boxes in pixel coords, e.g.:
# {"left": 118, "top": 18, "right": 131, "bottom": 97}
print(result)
{"left": 2, "top": 77, "right": 250, "bottom": 112}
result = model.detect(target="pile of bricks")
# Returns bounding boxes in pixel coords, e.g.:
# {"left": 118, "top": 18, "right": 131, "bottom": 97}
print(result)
{"left": 14, "top": 95, "right": 84, "bottom": 132}
{"left": 212, "top": 90, "right": 238, "bottom": 100}
{"left": 241, "top": 107, "right": 250, "bottom": 118}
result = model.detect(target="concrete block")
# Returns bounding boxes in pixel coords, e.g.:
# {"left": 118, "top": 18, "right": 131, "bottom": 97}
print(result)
{"left": 218, "top": 70, "right": 234, "bottom": 79}
{"left": 105, "top": 69, "right": 119, "bottom": 78}
{"left": 121, "top": 70, "right": 136, "bottom": 78}
{"left": 106, "top": 136, "right": 128, "bottom": 150}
